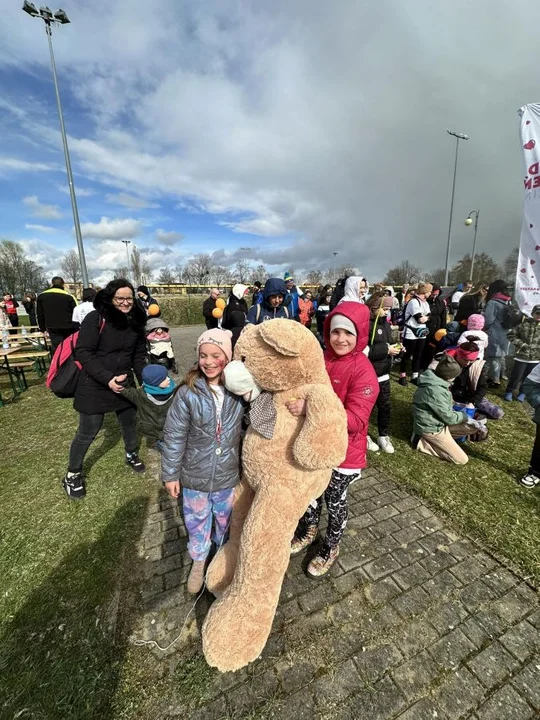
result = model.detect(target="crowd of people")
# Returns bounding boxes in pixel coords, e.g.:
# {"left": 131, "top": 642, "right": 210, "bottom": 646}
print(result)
{"left": 5, "top": 270, "right": 539, "bottom": 590}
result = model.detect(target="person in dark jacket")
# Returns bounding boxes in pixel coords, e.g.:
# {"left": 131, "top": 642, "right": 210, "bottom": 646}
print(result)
{"left": 222, "top": 283, "right": 249, "bottom": 346}
{"left": 316, "top": 287, "right": 333, "bottom": 343}
{"left": 136, "top": 285, "right": 157, "bottom": 312}
{"left": 121, "top": 364, "right": 176, "bottom": 450}
{"left": 329, "top": 277, "right": 349, "bottom": 310}
{"left": 421, "top": 283, "right": 447, "bottom": 369}
{"left": 251, "top": 281, "right": 263, "bottom": 306}
{"left": 455, "top": 282, "right": 489, "bottom": 326}
{"left": 366, "top": 294, "right": 401, "bottom": 454}
{"left": 202, "top": 288, "right": 221, "bottom": 329}
{"left": 446, "top": 342, "right": 504, "bottom": 419}
{"left": 37, "top": 276, "right": 77, "bottom": 352}
{"left": 284, "top": 272, "right": 303, "bottom": 320}
{"left": 246, "top": 278, "right": 291, "bottom": 324}
{"left": 162, "top": 328, "right": 245, "bottom": 593}
{"left": 22, "top": 292, "right": 37, "bottom": 326}
{"left": 63, "top": 279, "right": 147, "bottom": 500}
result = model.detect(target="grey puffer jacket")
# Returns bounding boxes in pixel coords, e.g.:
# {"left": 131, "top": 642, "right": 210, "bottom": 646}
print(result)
{"left": 161, "top": 378, "right": 245, "bottom": 492}
{"left": 484, "top": 298, "right": 510, "bottom": 358}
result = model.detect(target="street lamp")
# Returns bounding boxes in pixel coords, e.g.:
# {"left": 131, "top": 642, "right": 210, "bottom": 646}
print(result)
{"left": 444, "top": 129, "right": 470, "bottom": 287}
{"left": 121, "top": 239, "right": 131, "bottom": 279}
{"left": 464, "top": 210, "right": 480, "bottom": 283}
{"left": 22, "top": 3, "right": 89, "bottom": 287}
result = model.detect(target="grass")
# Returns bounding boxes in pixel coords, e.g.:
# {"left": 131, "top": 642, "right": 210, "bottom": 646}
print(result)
{"left": 369, "top": 374, "right": 540, "bottom": 585}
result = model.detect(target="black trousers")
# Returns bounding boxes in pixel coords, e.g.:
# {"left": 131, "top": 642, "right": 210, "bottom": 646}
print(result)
{"left": 375, "top": 379, "right": 391, "bottom": 436}
{"left": 8, "top": 314, "right": 18, "bottom": 334}
{"left": 507, "top": 360, "right": 537, "bottom": 394}
{"left": 68, "top": 407, "right": 138, "bottom": 472}
{"left": 529, "top": 423, "right": 540, "bottom": 476}
{"left": 402, "top": 338, "right": 426, "bottom": 377}
{"left": 48, "top": 328, "right": 74, "bottom": 354}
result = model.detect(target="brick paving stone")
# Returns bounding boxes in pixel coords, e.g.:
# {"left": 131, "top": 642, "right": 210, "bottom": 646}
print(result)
{"left": 364, "top": 552, "right": 402, "bottom": 581}
{"left": 422, "top": 568, "right": 463, "bottom": 598}
{"left": 365, "top": 576, "right": 403, "bottom": 606}
{"left": 395, "top": 697, "right": 449, "bottom": 720}
{"left": 347, "top": 675, "right": 407, "bottom": 720}
{"left": 391, "top": 585, "right": 432, "bottom": 619}
{"left": 370, "top": 517, "right": 402, "bottom": 539}
{"left": 371, "top": 491, "right": 402, "bottom": 509}
{"left": 428, "top": 627, "right": 477, "bottom": 670}
{"left": 331, "top": 568, "right": 366, "bottom": 595}
{"left": 450, "top": 557, "right": 496, "bottom": 585}
{"left": 391, "top": 649, "right": 441, "bottom": 700}
{"left": 393, "top": 496, "right": 422, "bottom": 513}
{"left": 392, "top": 542, "right": 429, "bottom": 568}
{"left": 459, "top": 579, "right": 499, "bottom": 613}
{"left": 474, "top": 684, "right": 535, "bottom": 720}
{"left": 489, "top": 584, "right": 538, "bottom": 625}
{"left": 460, "top": 617, "right": 492, "bottom": 650}
{"left": 499, "top": 620, "right": 540, "bottom": 662}
{"left": 447, "top": 538, "right": 475, "bottom": 561}
{"left": 511, "top": 661, "right": 540, "bottom": 712}
{"left": 297, "top": 583, "right": 340, "bottom": 614}
{"left": 353, "top": 643, "right": 403, "bottom": 682}
{"left": 311, "top": 658, "right": 360, "bottom": 704}
{"left": 417, "top": 530, "right": 454, "bottom": 554}
{"left": 467, "top": 641, "right": 520, "bottom": 690}
{"left": 424, "top": 600, "right": 469, "bottom": 636}
{"left": 188, "top": 695, "right": 228, "bottom": 720}
{"left": 393, "top": 508, "right": 427, "bottom": 528}
{"left": 275, "top": 660, "right": 318, "bottom": 694}
{"left": 400, "top": 619, "right": 440, "bottom": 659}
{"left": 391, "top": 562, "right": 432, "bottom": 591}
{"left": 370, "top": 504, "right": 400, "bottom": 522}
{"left": 420, "top": 549, "right": 458, "bottom": 576}
{"left": 481, "top": 567, "right": 519, "bottom": 596}
{"left": 392, "top": 524, "right": 427, "bottom": 546}
{"left": 525, "top": 607, "right": 540, "bottom": 629}
{"left": 434, "top": 666, "right": 486, "bottom": 720}
{"left": 269, "top": 689, "right": 317, "bottom": 720}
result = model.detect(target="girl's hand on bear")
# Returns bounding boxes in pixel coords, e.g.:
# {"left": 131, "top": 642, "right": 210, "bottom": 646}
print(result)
{"left": 286, "top": 398, "right": 306, "bottom": 417}
{"left": 165, "top": 480, "right": 181, "bottom": 498}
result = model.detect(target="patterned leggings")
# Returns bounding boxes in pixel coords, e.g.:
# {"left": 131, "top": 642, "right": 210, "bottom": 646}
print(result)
{"left": 297, "top": 469, "right": 360, "bottom": 558}
{"left": 182, "top": 487, "right": 235, "bottom": 561}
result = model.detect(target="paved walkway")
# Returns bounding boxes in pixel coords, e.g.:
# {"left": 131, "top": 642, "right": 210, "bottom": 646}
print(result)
{"left": 133, "top": 326, "right": 540, "bottom": 719}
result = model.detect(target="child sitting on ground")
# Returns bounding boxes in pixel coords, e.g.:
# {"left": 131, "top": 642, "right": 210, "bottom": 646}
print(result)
{"left": 121, "top": 365, "right": 176, "bottom": 451}
{"left": 288, "top": 301, "right": 379, "bottom": 577}
{"left": 366, "top": 293, "right": 401, "bottom": 454}
{"left": 146, "top": 317, "right": 177, "bottom": 372}
{"left": 458, "top": 314, "right": 488, "bottom": 360}
{"left": 161, "top": 329, "right": 245, "bottom": 594}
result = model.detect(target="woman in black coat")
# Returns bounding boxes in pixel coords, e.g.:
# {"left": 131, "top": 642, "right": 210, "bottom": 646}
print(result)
{"left": 455, "top": 282, "right": 489, "bottom": 325}
{"left": 22, "top": 292, "right": 37, "bottom": 326}
{"left": 222, "top": 284, "right": 249, "bottom": 347}
{"left": 63, "top": 279, "right": 147, "bottom": 500}
{"left": 421, "top": 283, "right": 448, "bottom": 369}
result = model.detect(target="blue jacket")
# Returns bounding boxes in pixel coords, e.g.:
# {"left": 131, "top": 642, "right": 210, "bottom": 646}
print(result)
{"left": 246, "top": 277, "right": 290, "bottom": 324}
{"left": 161, "top": 379, "right": 245, "bottom": 492}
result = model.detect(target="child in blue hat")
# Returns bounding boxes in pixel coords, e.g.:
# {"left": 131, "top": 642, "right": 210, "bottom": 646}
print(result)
{"left": 121, "top": 364, "right": 176, "bottom": 451}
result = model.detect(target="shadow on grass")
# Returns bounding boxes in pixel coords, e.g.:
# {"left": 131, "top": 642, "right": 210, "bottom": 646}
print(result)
{"left": 83, "top": 414, "right": 123, "bottom": 476}
{"left": 0, "top": 496, "right": 148, "bottom": 720}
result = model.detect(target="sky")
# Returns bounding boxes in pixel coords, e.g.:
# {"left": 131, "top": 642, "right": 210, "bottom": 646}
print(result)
{"left": 0, "top": 0, "right": 538, "bottom": 285}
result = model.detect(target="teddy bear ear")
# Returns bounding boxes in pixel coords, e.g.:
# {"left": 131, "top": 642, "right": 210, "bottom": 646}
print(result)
{"left": 258, "top": 320, "right": 301, "bottom": 357}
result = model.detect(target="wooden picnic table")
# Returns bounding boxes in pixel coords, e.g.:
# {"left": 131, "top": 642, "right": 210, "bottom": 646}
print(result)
{"left": 0, "top": 342, "right": 50, "bottom": 399}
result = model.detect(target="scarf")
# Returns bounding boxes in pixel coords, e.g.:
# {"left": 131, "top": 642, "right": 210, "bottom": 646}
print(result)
{"left": 490, "top": 293, "right": 511, "bottom": 303}
{"left": 142, "top": 377, "right": 176, "bottom": 398}
{"left": 248, "top": 392, "right": 276, "bottom": 439}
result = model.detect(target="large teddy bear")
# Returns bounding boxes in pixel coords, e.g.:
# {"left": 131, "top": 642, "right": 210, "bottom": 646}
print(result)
{"left": 202, "top": 319, "right": 348, "bottom": 672}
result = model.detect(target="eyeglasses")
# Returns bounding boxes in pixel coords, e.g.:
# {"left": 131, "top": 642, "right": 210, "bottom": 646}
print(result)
{"left": 113, "top": 296, "right": 134, "bottom": 305}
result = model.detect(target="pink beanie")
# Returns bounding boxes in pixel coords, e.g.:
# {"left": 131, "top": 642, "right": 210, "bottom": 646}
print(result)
{"left": 197, "top": 329, "right": 233, "bottom": 362}
{"left": 467, "top": 314, "right": 485, "bottom": 331}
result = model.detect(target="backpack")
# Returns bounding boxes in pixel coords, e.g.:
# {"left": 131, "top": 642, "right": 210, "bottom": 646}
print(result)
{"left": 254, "top": 304, "right": 289, "bottom": 323}
{"left": 501, "top": 304, "right": 522, "bottom": 330}
{"left": 46, "top": 318, "right": 105, "bottom": 398}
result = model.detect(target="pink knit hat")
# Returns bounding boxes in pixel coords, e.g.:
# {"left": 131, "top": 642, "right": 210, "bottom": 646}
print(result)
{"left": 197, "top": 329, "right": 233, "bottom": 362}
{"left": 467, "top": 314, "right": 485, "bottom": 331}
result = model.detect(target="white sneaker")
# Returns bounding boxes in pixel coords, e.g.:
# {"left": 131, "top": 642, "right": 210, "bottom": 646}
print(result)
{"left": 378, "top": 436, "right": 395, "bottom": 454}
{"left": 367, "top": 436, "right": 380, "bottom": 452}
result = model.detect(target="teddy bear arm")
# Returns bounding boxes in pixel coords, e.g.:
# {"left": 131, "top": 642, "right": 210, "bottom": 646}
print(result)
{"left": 293, "top": 384, "right": 348, "bottom": 470}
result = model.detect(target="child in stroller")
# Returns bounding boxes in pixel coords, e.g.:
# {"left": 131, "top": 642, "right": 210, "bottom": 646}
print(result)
{"left": 145, "top": 318, "right": 177, "bottom": 373}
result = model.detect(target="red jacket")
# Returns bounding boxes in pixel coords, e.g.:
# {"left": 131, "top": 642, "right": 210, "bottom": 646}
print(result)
{"left": 324, "top": 302, "right": 379, "bottom": 469}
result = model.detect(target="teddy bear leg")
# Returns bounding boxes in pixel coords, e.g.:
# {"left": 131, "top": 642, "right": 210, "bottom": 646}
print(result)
{"left": 205, "top": 478, "right": 255, "bottom": 596}
{"left": 202, "top": 493, "right": 306, "bottom": 672}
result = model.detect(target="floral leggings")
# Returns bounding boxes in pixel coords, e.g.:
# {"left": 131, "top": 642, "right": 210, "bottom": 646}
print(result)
{"left": 182, "top": 487, "right": 235, "bottom": 561}
{"left": 296, "top": 469, "right": 361, "bottom": 558}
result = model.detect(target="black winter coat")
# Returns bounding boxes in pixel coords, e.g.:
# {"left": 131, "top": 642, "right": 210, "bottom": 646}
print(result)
{"left": 73, "top": 309, "right": 147, "bottom": 414}
{"left": 37, "top": 287, "right": 76, "bottom": 332}
{"left": 202, "top": 297, "right": 219, "bottom": 329}
{"left": 455, "top": 293, "right": 484, "bottom": 324}
{"left": 451, "top": 363, "right": 489, "bottom": 406}
{"left": 222, "top": 294, "right": 247, "bottom": 346}
{"left": 368, "top": 317, "right": 393, "bottom": 377}
{"left": 426, "top": 296, "right": 447, "bottom": 337}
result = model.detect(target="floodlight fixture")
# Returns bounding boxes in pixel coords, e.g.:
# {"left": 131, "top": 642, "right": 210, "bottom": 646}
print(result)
{"left": 22, "top": 1, "right": 39, "bottom": 16}
{"left": 54, "top": 8, "right": 70, "bottom": 23}
{"left": 39, "top": 6, "right": 54, "bottom": 21}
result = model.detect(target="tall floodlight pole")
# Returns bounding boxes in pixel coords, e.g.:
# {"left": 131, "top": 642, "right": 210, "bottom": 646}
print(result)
{"left": 122, "top": 239, "right": 132, "bottom": 278}
{"left": 465, "top": 210, "right": 480, "bottom": 283}
{"left": 22, "top": 2, "right": 89, "bottom": 287}
{"left": 444, "top": 130, "right": 469, "bottom": 286}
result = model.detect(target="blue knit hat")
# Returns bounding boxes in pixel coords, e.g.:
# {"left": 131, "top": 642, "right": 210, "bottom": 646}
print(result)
{"left": 142, "top": 364, "right": 168, "bottom": 387}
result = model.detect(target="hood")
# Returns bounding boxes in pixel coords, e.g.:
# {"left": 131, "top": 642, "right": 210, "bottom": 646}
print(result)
{"left": 145, "top": 317, "right": 169, "bottom": 333}
{"left": 137, "top": 285, "right": 149, "bottom": 296}
{"left": 263, "top": 277, "right": 287, "bottom": 302}
{"left": 324, "top": 301, "right": 370, "bottom": 357}
{"left": 416, "top": 368, "right": 450, "bottom": 390}
{"left": 385, "top": 286, "right": 395, "bottom": 296}
{"left": 232, "top": 283, "right": 249, "bottom": 301}
{"left": 532, "top": 304, "right": 540, "bottom": 316}
{"left": 340, "top": 276, "right": 367, "bottom": 303}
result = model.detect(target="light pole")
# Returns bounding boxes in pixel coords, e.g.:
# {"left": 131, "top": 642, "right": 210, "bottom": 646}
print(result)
{"left": 122, "top": 239, "right": 131, "bottom": 279}
{"left": 464, "top": 210, "right": 480, "bottom": 283}
{"left": 444, "top": 129, "right": 469, "bottom": 287}
{"left": 22, "top": 2, "right": 89, "bottom": 287}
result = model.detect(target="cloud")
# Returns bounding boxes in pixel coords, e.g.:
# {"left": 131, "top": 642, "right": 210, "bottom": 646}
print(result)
{"left": 79, "top": 216, "right": 142, "bottom": 240}
{"left": 0, "top": 157, "right": 56, "bottom": 173}
{"left": 155, "top": 229, "right": 184, "bottom": 246}
{"left": 22, "top": 195, "right": 63, "bottom": 220}
{"left": 25, "top": 224, "right": 56, "bottom": 234}
{"left": 58, "top": 184, "right": 96, "bottom": 198}
{"left": 105, "top": 192, "right": 160, "bottom": 209}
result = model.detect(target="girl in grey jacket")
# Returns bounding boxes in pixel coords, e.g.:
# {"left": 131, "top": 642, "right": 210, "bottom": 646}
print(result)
{"left": 161, "top": 329, "right": 245, "bottom": 594}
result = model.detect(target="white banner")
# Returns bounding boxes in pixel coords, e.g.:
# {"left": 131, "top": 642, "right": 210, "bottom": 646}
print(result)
{"left": 517, "top": 104, "right": 540, "bottom": 314}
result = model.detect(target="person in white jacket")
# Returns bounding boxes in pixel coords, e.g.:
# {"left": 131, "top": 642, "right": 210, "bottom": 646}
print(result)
{"left": 338, "top": 275, "right": 368, "bottom": 304}
{"left": 72, "top": 288, "right": 96, "bottom": 328}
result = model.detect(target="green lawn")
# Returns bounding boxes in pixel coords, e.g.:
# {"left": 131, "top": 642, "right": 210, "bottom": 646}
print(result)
{"left": 0, "top": 367, "right": 538, "bottom": 718}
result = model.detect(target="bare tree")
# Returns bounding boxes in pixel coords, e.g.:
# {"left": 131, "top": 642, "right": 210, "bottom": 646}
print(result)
{"left": 158, "top": 267, "right": 176, "bottom": 284}
{"left": 383, "top": 261, "right": 422, "bottom": 286}
{"left": 130, "top": 246, "right": 152, "bottom": 286}
{"left": 184, "top": 253, "right": 214, "bottom": 284}
{"left": 429, "top": 268, "right": 446, "bottom": 285}
{"left": 449, "top": 253, "right": 500, "bottom": 286}
{"left": 0, "top": 240, "right": 47, "bottom": 294}
{"left": 174, "top": 263, "right": 184, "bottom": 283}
{"left": 60, "top": 249, "right": 82, "bottom": 286}
{"left": 249, "top": 264, "right": 269, "bottom": 284}
{"left": 234, "top": 258, "right": 253, "bottom": 283}
{"left": 501, "top": 247, "right": 519, "bottom": 285}
{"left": 113, "top": 266, "right": 131, "bottom": 279}
{"left": 212, "top": 265, "right": 233, "bottom": 286}
{"left": 305, "top": 270, "right": 323, "bottom": 287}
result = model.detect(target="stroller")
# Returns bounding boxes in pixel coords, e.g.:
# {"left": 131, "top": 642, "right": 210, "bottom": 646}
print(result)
{"left": 145, "top": 318, "right": 177, "bottom": 373}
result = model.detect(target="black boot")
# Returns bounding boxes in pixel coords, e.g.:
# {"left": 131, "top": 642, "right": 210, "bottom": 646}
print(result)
{"left": 126, "top": 452, "right": 146, "bottom": 473}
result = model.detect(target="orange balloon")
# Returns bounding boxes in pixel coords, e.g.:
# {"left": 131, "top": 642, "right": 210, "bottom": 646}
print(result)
{"left": 215, "top": 298, "right": 226, "bottom": 309}
{"left": 212, "top": 307, "right": 223, "bottom": 319}
{"left": 148, "top": 303, "right": 160, "bottom": 316}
